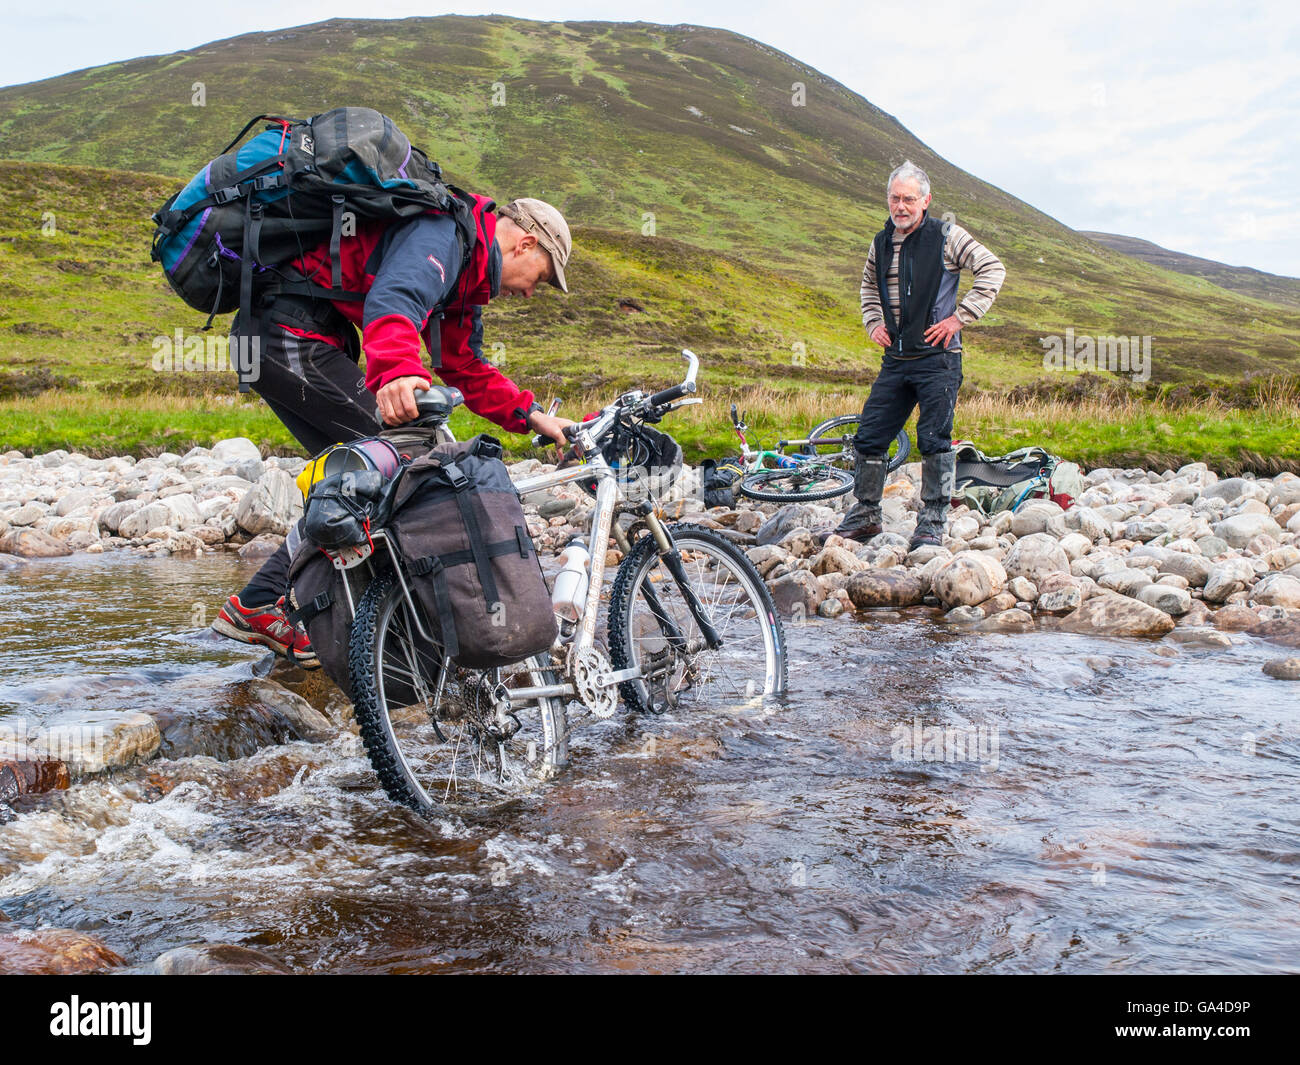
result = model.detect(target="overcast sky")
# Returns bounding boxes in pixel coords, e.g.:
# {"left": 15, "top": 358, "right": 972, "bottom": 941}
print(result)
{"left": 4, "top": 0, "right": 1297, "bottom": 276}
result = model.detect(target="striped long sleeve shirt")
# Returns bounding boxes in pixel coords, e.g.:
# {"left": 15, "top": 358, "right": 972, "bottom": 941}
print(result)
{"left": 860, "top": 222, "right": 1006, "bottom": 349}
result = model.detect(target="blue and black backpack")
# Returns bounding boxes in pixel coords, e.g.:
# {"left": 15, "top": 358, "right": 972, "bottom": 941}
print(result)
{"left": 149, "top": 107, "right": 476, "bottom": 388}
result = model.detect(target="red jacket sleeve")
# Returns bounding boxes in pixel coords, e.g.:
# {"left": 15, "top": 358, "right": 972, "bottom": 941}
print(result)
{"left": 362, "top": 314, "right": 433, "bottom": 392}
{"left": 435, "top": 307, "right": 538, "bottom": 434}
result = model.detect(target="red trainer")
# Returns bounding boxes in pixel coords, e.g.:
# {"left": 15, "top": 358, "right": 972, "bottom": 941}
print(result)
{"left": 211, "top": 594, "right": 320, "bottom": 670}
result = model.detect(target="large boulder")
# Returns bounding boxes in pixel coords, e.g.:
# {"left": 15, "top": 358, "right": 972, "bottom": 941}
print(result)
{"left": 1158, "top": 552, "right": 1213, "bottom": 587}
{"left": 1003, "top": 533, "right": 1071, "bottom": 584}
{"left": 846, "top": 569, "right": 925, "bottom": 609}
{"left": 0, "top": 527, "right": 71, "bottom": 558}
{"left": 755, "top": 504, "right": 837, "bottom": 546}
{"left": 931, "top": 553, "right": 1007, "bottom": 608}
{"left": 1251, "top": 573, "right": 1300, "bottom": 609}
{"left": 0, "top": 929, "right": 126, "bottom": 975}
{"left": 1137, "top": 583, "right": 1192, "bottom": 616}
{"left": 1058, "top": 591, "right": 1176, "bottom": 637}
{"left": 1213, "top": 513, "right": 1283, "bottom": 549}
{"left": 234, "top": 469, "right": 303, "bottom": 537}
{"left": 768, "top": 569, "right": 825, "bottom": 619}
{"left": 1203, "top": 558, "right": 1257, "bottom": 604}
{"left": 141, "top": 943, "right": 292, "bottom": 975}
{"left": 1010, "top": 500, "right": 1066, "bottom": 538}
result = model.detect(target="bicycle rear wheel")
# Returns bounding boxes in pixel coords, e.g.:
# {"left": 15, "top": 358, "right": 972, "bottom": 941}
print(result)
{"left": 607, "top": 524, "right": 787, "bottom": 714}
{"left": 807, "top": 415, "right": 911, "bottom": 472}
{"left": 348, "top": 572, "right": 568, "bottom": 815}
{"left": 739, "top": 464, "right": 854, "bottom": 502}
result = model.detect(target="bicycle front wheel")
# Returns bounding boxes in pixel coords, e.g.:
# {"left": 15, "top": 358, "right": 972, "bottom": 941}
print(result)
{"left": 808, "top": 415, "right": 911, "bottom": 473}
{"left": 348, "top": 573, "right": 568, "bottom": 815}
{"left": 607, "top": 525, "right": 787, "bottom": 714}
{"left": 739, "top": 464, "right": 854, "bottom": 502}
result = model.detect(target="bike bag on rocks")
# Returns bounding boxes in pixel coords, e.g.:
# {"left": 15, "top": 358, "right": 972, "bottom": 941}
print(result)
{"left": 149, "top": 106, "right": 476, "bottom": 388}
{"left": 701, "top": 455, "right": 744, "bottom": 508}
{"left": 952, "top": 440, "right": 1083, "bottom": 514}
{"left": 387, "top": 434, "right": 557, "bottom": 670}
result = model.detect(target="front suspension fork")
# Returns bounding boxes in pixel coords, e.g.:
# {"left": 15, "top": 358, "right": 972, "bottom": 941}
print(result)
{"left": 617, "top": 505, "right": 723, "bottom": 652}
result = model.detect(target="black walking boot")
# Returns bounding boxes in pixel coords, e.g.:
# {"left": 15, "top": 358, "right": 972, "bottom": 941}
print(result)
{"left": 909, "top": 450, "right": 956, "bottom": 550}
{"left": 832, "top": 455, "right": 887, "bottom": 543}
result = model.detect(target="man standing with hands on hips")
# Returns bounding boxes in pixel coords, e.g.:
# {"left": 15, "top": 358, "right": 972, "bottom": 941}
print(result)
{"left": 834, "top": 161, "right": 1006, "bottom": 549}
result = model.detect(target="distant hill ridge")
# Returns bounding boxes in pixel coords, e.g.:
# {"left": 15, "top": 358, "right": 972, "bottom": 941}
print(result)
{"left": 1, "top": 15, "right": 1298, "bottom": 383}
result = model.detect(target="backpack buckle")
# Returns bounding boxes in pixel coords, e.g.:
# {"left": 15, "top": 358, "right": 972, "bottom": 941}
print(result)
{"left": 253, "top": 173, "right": 285, "bottom": 192}
{"left": 409, "top": 555, "right": 444, "bottom": 577}
{"left": 210, "top": 185, "right": 244, "bottom": 205}
{"left": 442, "top": 462, "right": 469, "bottom": 490}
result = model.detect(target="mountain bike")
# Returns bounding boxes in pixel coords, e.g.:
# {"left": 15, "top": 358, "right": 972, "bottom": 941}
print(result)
{"left": 732, "top": 406, "right": 911, "bottom": 503}
{"left": 344, "top": 352, "right": 788, "bottom": 815}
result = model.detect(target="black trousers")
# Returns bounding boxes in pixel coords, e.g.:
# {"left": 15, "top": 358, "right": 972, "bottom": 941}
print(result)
{"left": 233, "top": 297, "right": 382, "bottom": 605}
{"left": 853, "top": 350, "right": 962, "bottom": 457}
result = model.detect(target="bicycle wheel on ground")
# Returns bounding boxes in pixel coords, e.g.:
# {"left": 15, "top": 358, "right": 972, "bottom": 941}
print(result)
{"left": 348, "top": 572, "right": 568, "bottom": 815}
{"left": 807, "top": 415, "right": 912, "bottom": 472}
{"left": 739, "top": 464, "right": 854, "bottom": 503}
{"left": 607, "top": 524, "right": 787, "bottom": 715}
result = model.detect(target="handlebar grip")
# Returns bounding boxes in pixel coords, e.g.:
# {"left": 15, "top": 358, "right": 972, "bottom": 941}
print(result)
{"left": 648, "top": 380, "right": 696, "bottom": 408}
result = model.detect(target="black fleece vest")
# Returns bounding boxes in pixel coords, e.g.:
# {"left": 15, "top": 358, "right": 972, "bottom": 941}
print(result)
{"left": 874, "top": 214, "right": 949, "bottom": 357}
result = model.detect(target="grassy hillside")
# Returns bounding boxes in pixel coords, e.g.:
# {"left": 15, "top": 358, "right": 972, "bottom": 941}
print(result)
{"left": 0, "top": 16, "right": 1297, "bottom": 469}
{"left": 1080, "top": 231, "right": 1300, "bottom": 311}
{"left": 1, "top": 15, "right": 1299, "bottom": 385}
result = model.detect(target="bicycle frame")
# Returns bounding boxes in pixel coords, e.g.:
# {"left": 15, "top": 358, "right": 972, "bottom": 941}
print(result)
{"left": 345, "top": 352, "right": 715, "bottom": 711}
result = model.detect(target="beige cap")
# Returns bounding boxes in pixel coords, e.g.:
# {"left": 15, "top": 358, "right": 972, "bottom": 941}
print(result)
{"left": 499, "top": 198, "right": 571, "bottom": 292}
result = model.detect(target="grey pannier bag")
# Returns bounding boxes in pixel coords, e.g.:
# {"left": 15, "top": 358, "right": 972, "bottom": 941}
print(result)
{"left": 386, "top": 434, "right": 557, "bottom": 670}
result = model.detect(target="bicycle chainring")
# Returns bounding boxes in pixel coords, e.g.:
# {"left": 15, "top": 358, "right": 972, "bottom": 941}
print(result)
{"left": 569, "top": 645, "right": 618, "bottom": 719}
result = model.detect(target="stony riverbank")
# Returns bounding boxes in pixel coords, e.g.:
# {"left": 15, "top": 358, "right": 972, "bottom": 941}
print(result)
{"left": 2, "top": 439, "right": 1299, "bottom": 676}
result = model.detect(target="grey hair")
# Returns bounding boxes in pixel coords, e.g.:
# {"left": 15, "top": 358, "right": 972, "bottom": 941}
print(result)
{"left": 887, "top": 160, "right": 930, "bottom": 198}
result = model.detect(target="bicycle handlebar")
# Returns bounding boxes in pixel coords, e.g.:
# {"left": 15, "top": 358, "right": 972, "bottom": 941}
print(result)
{"left": 646, "top": 349, "right": 699, "bottom": 408}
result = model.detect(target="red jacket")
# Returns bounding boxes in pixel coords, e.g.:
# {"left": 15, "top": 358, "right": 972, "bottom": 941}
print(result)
{"left": 289, "top": 195, "right": 538, "bottom": 433}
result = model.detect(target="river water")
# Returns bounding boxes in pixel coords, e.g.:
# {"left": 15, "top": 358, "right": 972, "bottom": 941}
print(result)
{"left": 1, "top": 552, "right": 1297, "bottom": 973}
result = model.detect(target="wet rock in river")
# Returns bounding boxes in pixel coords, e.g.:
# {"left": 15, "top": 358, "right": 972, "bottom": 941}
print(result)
{"left": 0, "top": 758, "right": 70, "bottom": 804}
{"left": 140, "top": 943, "right": 293, "bottom": 975}
{"left": 1058, "top": 591, "right": 1175, "bottom": 637}
{"left": 0, "top": 928, "right": 126, "bottom": 975}
{"left": 847, "top": 569, "right": 925, "bottom": 609}
{"left": 976, "top": 607, "right": 1034, "bottom": 632}
{"left": 238, "top": 533, "right": 285, "bottom": 559}
{"left": 768, "top": 569, "right": 824, "bottom": 618}
{"left": 0, "top": 526, "right": 71, "bottom": 557}
{"left": 1263, "top": 657, "right": 1300, "bottom": 680}
{"left": 810, "top": 544, "right": 865, "bottom": 576}
{"left": 931, "top": 553, "right": 1006, "bottom": 608}
{"left": 26, "top": 711, "right": 162, "bottom": 775}
{"left": 1037, "top": 586, "right": 1082, "bottom": 615}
